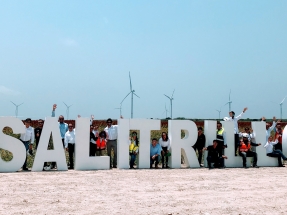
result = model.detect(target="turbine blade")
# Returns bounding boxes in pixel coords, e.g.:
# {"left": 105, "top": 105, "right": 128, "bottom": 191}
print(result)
{"left": 164, "top": 94, "right": 171, "bottom": 100}
{"left": 129, "top": 72, "right": 132, "bottom": 91}
{"left": 171, "top": 89, "right": 175, "bottom": 99}
{"left": 10, "top": 101, "right": 16, "bottom": 106}
{"left": 280, "top": 97, "right": 287, "bottom": 105}
{"left": 133, "top": 93, "right": 140, "bottom": 98}
{"left": 69, "top": 104, "right": 73, "bottom": 108}
{"left": 19, "top": 102, "right": 24, "bottom": 106}
{"left": 63, "top": 102, "right": 68, "bottom": 107}
{"left": 121, "top": 92, "right": 132, "bottom": 104}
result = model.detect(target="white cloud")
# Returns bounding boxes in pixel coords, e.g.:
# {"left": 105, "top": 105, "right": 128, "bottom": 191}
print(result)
{"left": 0, "top": 86, "right": 21, "bottom": 96}
{"left": 63, "top": 38, "right": 78, "bottom": 47}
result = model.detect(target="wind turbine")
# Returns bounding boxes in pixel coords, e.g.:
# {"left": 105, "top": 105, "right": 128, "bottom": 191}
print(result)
{"left": 120, "top": 72, "right": 140, "bottom": 118}
{"left": 215, "top": 109, "right": 221, "bottom": 120}
{"left": 224, "top": 89, "right": 232, "bottom": 112}
{"left": 164, "top": 89, "right": 175, "bottom": 119}
{"left": 10, "top": 101, "right": 23, "bottom": 118}
{"left": 63, "top": 102, "right": 73, "bottom": 120}
{"left": 161, "top": 104, "right": 169, "bottom": 119}
{"left": 115, "top": 104, "right": 122, "bottom": 117}
{"left": 279, "top": 96, "right": 287, "bottom": 119}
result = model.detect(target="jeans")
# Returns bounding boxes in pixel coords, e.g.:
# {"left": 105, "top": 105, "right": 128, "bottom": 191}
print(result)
{"left": 21, "top": 140, "right": 30, "bottom": 168}
{"left": 107, "top": 140, "right": 117, "bottom": 167}
{"left": 239, "top": 151, "right": 257, "bottom": 167}
{"left": 90, "top": 142, "right": 96, "bottom": 156}
{"left": 68, "top": 143, "right": 75, "bottom": 169}
{"left": 130, "top": 153, "right": 137, "bottom": 168}
{"left": 161, "top": 147, "right": 169, "bottom": 166}
{"left": 207, "top": 156, "right": 223, "bottom": 168}
{"left": 150, "top": 155, "right": 160, "bottom": 167}
{"left": 267, "top": 150, "right": 287, "bottom": 166}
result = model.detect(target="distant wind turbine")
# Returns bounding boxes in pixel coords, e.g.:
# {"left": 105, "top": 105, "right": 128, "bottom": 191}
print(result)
{"left": 215, "top": 109, "right": 221, "bottom": 120}
{"left": 120, "top": 72, "right": 140, "bottom": 118}
{"left": 10, "top": 101, "right": 23, "bottom": 118}
{"left": 279, "top": 96, "right": 287, "bottom": 119}
{"left": 63, "top": 102, "right": 73, "bottom": 120}
{"left": 161, "top": 104, "right": 169, "bottom": 119}
{"left": 115, "top": 104, "right": 122, "bottom": 117}
{"left": 164, "top": 89, "right": 175, "bottom": 119}
{"left": 224, "top": 89, "right": 232, "bottom": 112}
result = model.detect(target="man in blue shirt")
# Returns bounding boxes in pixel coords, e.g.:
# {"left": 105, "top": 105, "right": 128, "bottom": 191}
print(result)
{"left": 150, "top": 138, "right": 162, "bottom": 169}
{"left": 51, "top": 104, "right": 68, "bottom": 169}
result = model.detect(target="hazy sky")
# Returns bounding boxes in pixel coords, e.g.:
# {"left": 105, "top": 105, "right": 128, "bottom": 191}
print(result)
{"left": 1, "top": 1, "right": 287, "bottom": 120}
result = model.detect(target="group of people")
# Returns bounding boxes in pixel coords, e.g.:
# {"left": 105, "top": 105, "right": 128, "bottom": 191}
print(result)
{"left": 193, "top": 107, "right": 287, "bottom": 169}
{"left": 17, "top": 105, "right": 286, "bottom": 171}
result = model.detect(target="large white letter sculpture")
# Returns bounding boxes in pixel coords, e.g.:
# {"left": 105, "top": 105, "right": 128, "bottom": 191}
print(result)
{"left": 117, "top": 119, "right": 130, "bottom": 169}
{"left": 252, "top": 121, "right": 277, "bottom": 167}
{"left": 169, "top": 120, "right": 199, "bottom": 168}
{"left": 32, "top": 117, "right": 68, "bottom": 171}
{"left": 130, "top": 119, "right": 161, "bottom": 169}
{"left": 0, "top": 117, "right": 26, "bottom": 172}
{"left": 117, "top": 119, "right": 161, "bottom": 169}
{"left": 75, "top": 117, "right": 109, "bottom": 170}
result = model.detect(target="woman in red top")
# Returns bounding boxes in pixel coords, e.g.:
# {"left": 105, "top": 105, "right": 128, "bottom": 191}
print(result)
{"left": 96, "top": 131, "right": 107, "bottom": 156}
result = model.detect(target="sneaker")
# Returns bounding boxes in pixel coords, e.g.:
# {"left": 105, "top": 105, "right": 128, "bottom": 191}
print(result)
{"left": 200, "top": 164, "right": 204, "bottom": 167}
{"left": 68, "top": 167, "right": 74, "bottom": 170}
{"left": 155, "top": 165, "right": 159, "bottom": 169}
{"left": 113, "top": 165, "right": 117, "bottom": 168}
{"left": 253, "top": 165, "right": 259, "bottom": 168}
{"left": 22, "top": 167, "right": 29, "bottom": 171}
{"left": 166, "top": 165, "right": 170, "bottom": 168}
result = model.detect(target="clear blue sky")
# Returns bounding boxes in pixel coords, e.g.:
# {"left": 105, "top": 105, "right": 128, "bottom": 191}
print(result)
{"left": 1, "top": 1, "right": 287, "bottom": 120}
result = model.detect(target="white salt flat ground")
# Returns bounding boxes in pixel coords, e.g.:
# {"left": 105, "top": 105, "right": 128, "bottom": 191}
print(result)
{"left": 1, "top": 167, "right": 287, "bottom": 215}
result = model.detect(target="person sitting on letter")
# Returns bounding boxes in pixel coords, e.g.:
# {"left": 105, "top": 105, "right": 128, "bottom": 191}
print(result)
{"left": 129, "top": 131, "right": 139, "bottom": 169}
{"left": 264, "top": 136, "right": 287, "bottom": 167}
{"left": 239, "top": 133, "right": 260, "bottom": 168}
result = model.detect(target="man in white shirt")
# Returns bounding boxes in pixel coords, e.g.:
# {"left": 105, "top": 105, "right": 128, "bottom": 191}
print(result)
{"left": 65, "top": 124, "right": 76, "bottom": 169}
{"left": 104, "top": 118, "right": 118, "bottom": 168}
{"left": 20, "top": 118, "right": 35, "bottom": 171}
{"left": 262, "top": 116, "right": 279, "bottom": 142}
{"left": 264, "top": 136, "right": 287, "bottom": 167}
{"left": 224, "top": 107, "right": 248, "bottom": 156}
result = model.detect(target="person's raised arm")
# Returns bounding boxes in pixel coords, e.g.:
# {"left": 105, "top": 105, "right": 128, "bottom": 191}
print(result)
{"left": 51, "top": 104, "right": 57, "bottom": 117}
{"left": 268, "top": 117, "right": 277, "bottom": 131}
{"left": 235, "top": 107, "right": 247, "bottom": 120}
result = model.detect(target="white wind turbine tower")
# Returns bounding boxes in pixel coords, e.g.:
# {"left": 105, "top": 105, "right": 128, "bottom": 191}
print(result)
{"left": 120, "top": 72, "right": 140, "bottom": 118}
{"left": 215, "top": 103, "right": 228, "bottom": 120}
{"left": 164, "top": 89, "right": 175, "bottom": 119}
{"left": 279, "top": 96, "right": 287, "bottom": 119}
{"left": 63, "top": 102, "right": 73, "bottom": 120}
{"left": 10, "top": 101, "right": 23, "bottom": 118}
{"left": 225, "top": 89, "right": 232, "bottom": 112}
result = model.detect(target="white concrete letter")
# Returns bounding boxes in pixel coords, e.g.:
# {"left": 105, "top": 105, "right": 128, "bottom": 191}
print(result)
{"left": 0, "top": 117, "right": 26, "bottom": 172}
{"left": 129, "top": 119, "right": 161, "bottom": 169}
{"left": 32, "top": 117, "right": 68, "bottom": 171}
{"left": 117, "top": 119, "right": 130, "bottom": 169}
{"left": 169, "top": 120, "right": 199, "bottom": 168}
{"left": 75, "top": 117, "right": 109, "bottom": 170}
{"left": 203, "top": 120, "right": 217, "bottom": 167}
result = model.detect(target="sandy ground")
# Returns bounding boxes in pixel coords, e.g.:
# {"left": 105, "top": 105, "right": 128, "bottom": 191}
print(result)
{"left": 1, "top": 166, "right": 287, "bottom": 215}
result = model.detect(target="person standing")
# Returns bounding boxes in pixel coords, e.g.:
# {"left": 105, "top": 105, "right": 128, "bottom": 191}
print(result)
{"left": 274, "top": 123, "right": 283, "bottom": 151}
{"left": 224, "top": 107, "right": 248, "bottom": 155}
{"left": 129, "top": 131, "right": 139, "bottom": 169}
{"left": 150, "top": 138, "right": 162, "bottom": 169}
{"left": 51, "top": 104, "right": 68, "bottom": 169}
{"left": 203, "top": 140, "right": 227, "bottom": 169}
{"left": 96, "top": 131, "right": 107, "bottom": 156}
{"left": 51, "top": 104, "right": 68, "bottom": 148}
{"left": 159, "top": 132, "right": 171, "bottom": 168}
{"left": 104, "top": 118, "right": 118, "bottom": 168}
{"left": 90, "top": 125, "right": 98, "bottom": 156}
{"left": 65, "top": 124, "right": 76, "bottom": 169}
{"left": 192, "top": 127, "right": 205, "bottom": 167}
{"left": 20, "top": 118, "right": 35, "bottom": 171}
{"left": 34, "top": 119, "right": 44, "bottom": 149}
{"left": 262, "top": 116, "right": 279, "bottom": 142}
